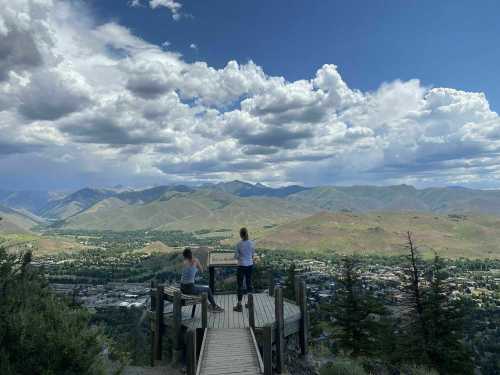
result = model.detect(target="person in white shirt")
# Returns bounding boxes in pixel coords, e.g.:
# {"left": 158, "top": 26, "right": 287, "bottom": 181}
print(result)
{"left": 233, "top": 227, "right": 256, "bottom": 312}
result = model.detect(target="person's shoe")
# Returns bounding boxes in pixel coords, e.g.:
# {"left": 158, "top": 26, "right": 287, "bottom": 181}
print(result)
{"left": 233, "top": 303, "right": 243, "bottom": 312}
{"left": 208, "top": 305, "right": 224, "bottom": 313}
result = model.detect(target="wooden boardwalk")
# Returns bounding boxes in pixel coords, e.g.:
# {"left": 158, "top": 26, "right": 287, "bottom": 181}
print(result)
{"left": 197, "top": 329, "right": 263, "bottom": 375}
{"left": 180, "top": 293, "right": 300, "bottom": 330}
{"left": 152, "top": 283, "right": 308, "bottom": 374}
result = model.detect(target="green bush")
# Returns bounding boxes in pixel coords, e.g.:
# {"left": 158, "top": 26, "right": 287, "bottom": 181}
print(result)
{"left": 0, "top": 248, "right": 105, "bottom": 375}
{"left": 320, "top": 357, "right": 368, "bottom": 375}
{"left": 401, "top": 364, "right": 439, "bottom": 375}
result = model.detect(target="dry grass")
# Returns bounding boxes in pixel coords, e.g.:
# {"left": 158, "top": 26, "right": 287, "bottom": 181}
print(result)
{"left": 255, "top": 211, "right": 500, "bottom": 259}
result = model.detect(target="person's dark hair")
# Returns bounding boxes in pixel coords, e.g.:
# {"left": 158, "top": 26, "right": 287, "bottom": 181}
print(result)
{"left": 240, "top": 227, "right": 249, "bottom": 241}
{"left": 183, "top": 247, "right": 193, "bottom": 260}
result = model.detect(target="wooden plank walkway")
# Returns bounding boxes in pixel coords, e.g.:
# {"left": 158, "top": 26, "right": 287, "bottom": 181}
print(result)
{"left": 180, "top": 293, "right": 300, "bottom": 330}
{"left": 198, "top": 329, "right": 262, "bottom": 375}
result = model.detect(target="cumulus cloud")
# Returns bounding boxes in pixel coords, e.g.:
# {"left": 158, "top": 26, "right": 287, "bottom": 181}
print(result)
{"left": 1, "top": 0, "right": 500, "bottom": 190}
{"left": 17, "top": 69, "right": 92, "bottom": 120}
{"left": 0, "top": 0, "right": 53, "bottom": 81}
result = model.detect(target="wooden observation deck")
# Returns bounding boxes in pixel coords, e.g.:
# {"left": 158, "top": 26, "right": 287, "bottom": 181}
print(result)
{"left": 149, "top": 252, "right": 309, "bottom": 374}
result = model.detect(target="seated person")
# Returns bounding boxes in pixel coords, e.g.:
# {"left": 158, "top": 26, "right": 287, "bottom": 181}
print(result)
{"left": 180, "top": 248, "right": 224, "bottom": 313}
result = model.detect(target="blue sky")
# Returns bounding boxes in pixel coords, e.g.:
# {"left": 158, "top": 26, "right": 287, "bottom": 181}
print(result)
{"left": 1, "top": 0, "right": 500, "bottom": 190}
{"left": 91, "top": 0, "right": 500, "bottom": 110}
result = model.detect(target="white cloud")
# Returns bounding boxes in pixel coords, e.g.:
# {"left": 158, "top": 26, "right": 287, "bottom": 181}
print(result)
{"left": 128, "top": 0, "right": 142, "bottom": 7}
{"left": 130, "top": 0, "right": 183, "bottom": 20}
{"left": 189, "top": 43, "right": 197, "bottom": 50}
{"left": 1, "top": 0, "right": 500, "bottom": 189}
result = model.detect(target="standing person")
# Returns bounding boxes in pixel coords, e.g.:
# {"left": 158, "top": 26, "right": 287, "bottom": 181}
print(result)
{"left": 233, "top": 227, "right": 256, "bottom": 312}
{"left": 180, "top": 248, "right": 224, "bottom": 312}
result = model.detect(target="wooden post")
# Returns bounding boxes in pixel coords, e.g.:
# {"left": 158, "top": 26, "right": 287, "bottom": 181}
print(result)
{"left": 187, "top": 329, "right": 197, "bottom": 375}
{"left": 196, "top": 328, "right": 204, "bottom": 358}
{"left": 294, "top": 275, "right": 301, "bottom": 303}
{"left": 263, "top": 325, "right": 273, "bottom": 375}
{"left": 150, "top": 280, "right": 157, "bottom": 311}
{"left": 172, "top": 290, "right": 182, "bottom": 363}
{"left": 298, "top": 279, "right": 308, "bottom": 356}
{"left": 201, "top": 293, "right": 208, "bottom": 329}
{"left": 153, "top": 284, "right": 164, "bottom": 363}
{"left": 209, "top": 266, "right": 215, "bottom": 294}
{"left": 268, "top": 269, "right": 274, "bottom": 296}
{"left": 274, "top": 287, "right": 284, "bottom": 373}
{"left": 150, "top": 316, "right": 155, "bottom": 366}
{"left": 248, "top": 293, "right": 255, "bottom": 330}
{"left": 150, "top": 279, "right": 158, "bottom": 366}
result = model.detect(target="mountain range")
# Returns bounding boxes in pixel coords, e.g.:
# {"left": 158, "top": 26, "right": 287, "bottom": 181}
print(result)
{"left": 3, "top": 181, "right": 500, "bottom": 233}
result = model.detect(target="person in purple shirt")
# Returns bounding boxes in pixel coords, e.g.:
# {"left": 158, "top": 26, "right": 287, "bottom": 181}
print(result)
{"left": 233, "top": 227, "right": 256, "bottom": 312}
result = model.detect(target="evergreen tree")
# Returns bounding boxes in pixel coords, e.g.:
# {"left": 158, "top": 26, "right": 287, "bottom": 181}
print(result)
{"left": 423, "top": 255, "right": 474, "bottom": 374}
{"left": 397, "top": 231, "right": 430, "bottom": 365}
{"left": 0, "top": 246, "right": 105, "bottom": 375}
{"left": 327, "top": 255, "right": 388, "bottom": 357}
{"left": 397, "top": 233, "right": 473, "bottom": 374}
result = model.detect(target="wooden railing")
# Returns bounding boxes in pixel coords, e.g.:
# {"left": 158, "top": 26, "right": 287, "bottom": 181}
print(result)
{"left": 149, "top": 276, "right": 309, "bottom": 374}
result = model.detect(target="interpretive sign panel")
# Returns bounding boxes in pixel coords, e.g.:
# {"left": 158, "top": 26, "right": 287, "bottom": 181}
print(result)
{"left": 208, "top": 251, "right": 238, "bottom": 267}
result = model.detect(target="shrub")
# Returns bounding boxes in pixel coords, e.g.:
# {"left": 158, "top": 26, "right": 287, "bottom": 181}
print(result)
{"left": 401, "top": 364, "right": 439, "bottom": 375}
{"left": 0, "top": 247, "right": 105, "bottom": 375}
{"left": 320, "top": 357, "right": 368, "bottom": 375}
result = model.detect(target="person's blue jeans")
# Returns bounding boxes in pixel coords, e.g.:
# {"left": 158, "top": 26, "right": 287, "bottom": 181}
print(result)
{"left": 237, "top": 265, "right": 253, "bottom": 303}
{"left": 181, "top": 283, "right": 216, "bottom": 305}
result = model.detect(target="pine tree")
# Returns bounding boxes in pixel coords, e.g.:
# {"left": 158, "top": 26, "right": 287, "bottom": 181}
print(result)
{"left": 327, "top": 255, "right": 388, "bottom": 357}
{"left": 397, "top": 231, "right": 430, "bottom": 365}
{"left": 397, "top": 233, "right": 473, "bottom": 374}
{"left": 423, "top": 255, "right": 474, "bottom": 374}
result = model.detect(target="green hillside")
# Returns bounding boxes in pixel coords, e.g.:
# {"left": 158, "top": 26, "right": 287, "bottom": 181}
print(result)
{"left": 256, "top": 211, "right": 500, "bottom": 259}
{"left": 287, "top": 185, "right": 500, "bottom": 214}
{"left": 0, "top": 205, "right": 39, "bottom": 234}
{"left": 61, "top": 190, "right": 319, "bottom": 231}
